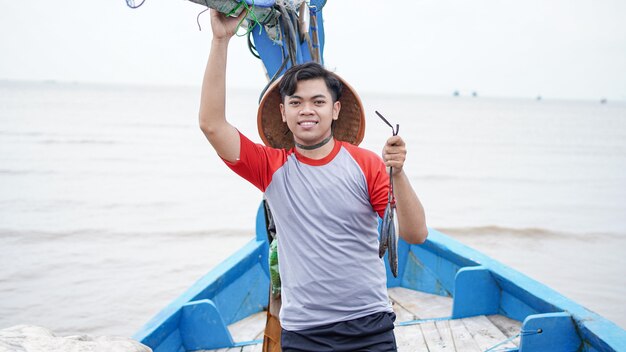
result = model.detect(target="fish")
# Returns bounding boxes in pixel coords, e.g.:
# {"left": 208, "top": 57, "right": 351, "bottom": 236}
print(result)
{"left": 378, "top": 202, "right": 391, "bottom": 258}
{"left": 375, "top": 110, "right": 399, "bottom": 277}
{"left": 387, "top": 206, "right": 398, "bottom": 277}
{"left": 379, "top": 199, "right": 398, "bottom": 278}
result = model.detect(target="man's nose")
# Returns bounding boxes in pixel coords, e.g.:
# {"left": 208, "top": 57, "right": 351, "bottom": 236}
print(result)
{"left": 299, "top": 102, "right": 315, "bottom": 114}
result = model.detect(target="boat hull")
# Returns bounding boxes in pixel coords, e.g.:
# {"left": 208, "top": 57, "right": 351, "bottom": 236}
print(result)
{"left": 134, "top": 202, "right": 626, "bottom": 352}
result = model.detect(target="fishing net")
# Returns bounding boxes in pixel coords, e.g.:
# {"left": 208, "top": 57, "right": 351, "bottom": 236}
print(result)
{"left": 274, "top": 0, "right": 305, "bottom": 11}
{"left": 269, "top": 238, "right": 281, "bottom": 297}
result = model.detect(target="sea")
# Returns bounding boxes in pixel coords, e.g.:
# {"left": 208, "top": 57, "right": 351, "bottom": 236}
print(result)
{"left": 1, "top": 80, "right": 625, "bottom": 337}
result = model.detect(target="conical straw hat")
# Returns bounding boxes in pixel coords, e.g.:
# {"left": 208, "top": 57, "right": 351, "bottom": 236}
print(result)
{"left": 257, "top": 75, "right": 366, "bottom": 149}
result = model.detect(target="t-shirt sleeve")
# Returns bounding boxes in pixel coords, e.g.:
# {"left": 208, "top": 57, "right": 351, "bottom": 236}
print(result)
{"left": 221, "top": 131, "right": 286, "bottom": 192}
{"left": 367, "top": 155, "right": 390, "bottom": 218}
{"left": 344, "top": 143, "right": 390, "bottom": 218}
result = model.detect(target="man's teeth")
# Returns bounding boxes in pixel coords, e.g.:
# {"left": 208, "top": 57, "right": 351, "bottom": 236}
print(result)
{"left": 299, "top": 121, "right": 317, "bottom": 126}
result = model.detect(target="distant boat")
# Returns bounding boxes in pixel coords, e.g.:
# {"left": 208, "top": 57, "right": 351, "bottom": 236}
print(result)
{"left": 601, "top": 98, "right": 607, "bottom": 104}
{"left": 472, "top": 91, "right": 478, "bottom": 97}
{"left": 453, "top": 90, "right": 460, "bottom": 97}
{"left": 132, "top": 1, "right": 626, "bottom": 351}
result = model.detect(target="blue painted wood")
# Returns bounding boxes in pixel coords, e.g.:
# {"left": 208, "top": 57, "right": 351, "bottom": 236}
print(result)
{"left": 152, "top": 328, "right": 183, "bottom": 352}
{"left": 189, "top": 243, "right": 267, "bottom": 302}
{"left": 251, "top": 26, "right": 284, "bottom": 79}
{"left": 494, "top": 274, "right": 561, "bottom": 318}
{"left": 576, "top": 317, "right": 626, "bottom": 352}
{"left": 212, "top": 262, "right": 269, "bottom": 324}
{"left": 400, "top": 229, "right": 482, "bottom": 296}
{"left": 251, "top": 3, "right": 326, "bottom": 79}
{"left": 519, "top": 312, "right": 581, "bottom": 351}
{"left": 498, "top": 289, "right": 540, "bottom": 322}
{"left": 135, "top": 206, "right": 626, "bottom": 352}
{"left": 414, "top": 228, "right": 626, "bottom": 351}
{"left": 243, "top": 0, "right": 274, "bottom": 6}
{"left": 136, "top": 310, "right": 182, "bottom": 351}
{"left": 400, "top": 245, "right": 452, "bottom": 296}
{"left": 134, "top": 239, "right": 265, "bottom": 349}
{"left": 255, "top": 201, "right": 270, "bottom": 243}
{"left": 255, "top": 201, "right": 271, "bottom": 275}
{"left": 452, "top": 266, "right": 500, "bottom": 318}
{"left": 180, "top": 299, "right": 234, "bottom": 350}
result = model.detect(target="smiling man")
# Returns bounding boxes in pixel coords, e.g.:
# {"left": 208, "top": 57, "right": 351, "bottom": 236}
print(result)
{"left": 278, "top": 73, "right": 340, "bottom": 156}
{"left": 199, "top": 9, "right": 427, "bottom": 352}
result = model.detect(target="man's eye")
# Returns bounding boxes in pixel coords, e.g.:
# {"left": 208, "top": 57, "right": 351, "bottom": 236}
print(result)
{"left": 289, "top": 101, "right": 300, "bottom": 106}
{"left": 315, "top": 100, "right": 325, "bottom": 105}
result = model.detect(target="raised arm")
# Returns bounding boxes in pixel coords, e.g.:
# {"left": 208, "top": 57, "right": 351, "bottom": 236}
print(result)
{"left": 198, "top": 9, "right": 246, "bottom": 162}
{"left": 382, "top": 135, "right": 428, "bottom": 244}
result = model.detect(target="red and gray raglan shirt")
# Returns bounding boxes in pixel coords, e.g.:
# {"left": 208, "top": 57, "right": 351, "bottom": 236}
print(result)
{"left": 223, "top": 132, "right": 393, "bottom": 331}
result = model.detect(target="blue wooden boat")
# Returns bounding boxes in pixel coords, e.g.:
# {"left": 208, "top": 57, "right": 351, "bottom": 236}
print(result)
{"left": 134, "top": 205, "right": 626, "bottom": 352}
{"left": 133, "top": 1, "right": 626, "bottom": 351}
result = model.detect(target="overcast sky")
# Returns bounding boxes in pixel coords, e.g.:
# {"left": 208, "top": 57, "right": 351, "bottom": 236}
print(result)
{"left": 1, "top": 0, "right": 625, "bottom": 100}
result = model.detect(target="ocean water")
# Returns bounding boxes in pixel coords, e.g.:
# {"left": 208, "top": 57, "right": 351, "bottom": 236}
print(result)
{"left": 1, "top": 81, "right": 625, "bottom": 337}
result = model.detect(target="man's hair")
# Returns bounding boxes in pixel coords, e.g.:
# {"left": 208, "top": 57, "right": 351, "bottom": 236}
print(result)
{"left": 278, "top": 62, "right": 343, "bottom": 102}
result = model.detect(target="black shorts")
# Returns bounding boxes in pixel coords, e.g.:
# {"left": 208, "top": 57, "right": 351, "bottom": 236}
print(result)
{"left": 281, "top": 311, "right": 397, "bottom": 352}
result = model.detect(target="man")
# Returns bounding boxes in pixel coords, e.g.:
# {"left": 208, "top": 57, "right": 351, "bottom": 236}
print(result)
{"left": 200, "top": 9, "right": 427, "bottom": 352}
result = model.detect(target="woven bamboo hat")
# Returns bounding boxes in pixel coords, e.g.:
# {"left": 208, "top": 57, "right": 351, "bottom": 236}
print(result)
{"left": 257, "top": 73, "right": 366, "bottom": 149}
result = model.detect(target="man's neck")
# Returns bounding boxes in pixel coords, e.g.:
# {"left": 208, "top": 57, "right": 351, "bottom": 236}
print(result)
{"left": 295, "top": 138, "right": 336, "bottom": 160}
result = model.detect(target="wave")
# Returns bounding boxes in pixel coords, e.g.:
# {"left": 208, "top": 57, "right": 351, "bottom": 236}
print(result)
{"left": 0, "top": 228, "right": 254, "bottom": 241}
{"left": 0, "top": 131, "right": 47, "bottom": 137}
{"left": 40, "top": 139, "right": 117, "bottom": 145}
{"left": 412, "top": 174, "right": 566, "bottom": 184}
{"left": 433, "top": 225, "right": 624, "bottom": 239}
{"left": 0, "top": 169, "right": 56, "bottom": 175}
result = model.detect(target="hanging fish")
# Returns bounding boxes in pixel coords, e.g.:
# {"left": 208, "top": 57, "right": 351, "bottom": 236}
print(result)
{"left": 376, "top": 110, "right": 399, "bottom": 277}
{"left": 378, "top": 202, "right": 391, "bottom": 258}
{"left": 387, "top": 205, "right": 398, "bottom": 277}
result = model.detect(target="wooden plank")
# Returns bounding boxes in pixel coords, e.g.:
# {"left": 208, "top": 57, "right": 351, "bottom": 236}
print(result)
{"left": 487, "top": 315, "right": 522, "bottom": 345}
{"left": 449, "top": 319, "right": 481, "bottom": 352}
{"left": 388, "top": 287, "right": 452, "bottom": 320}
{"left": 227, "top": 312, "right": 267, "bottom": 343}
{"left": 241, "top": 342, "right": 263, "bottom": 352}
{"left": 204, "top": 348, "right": 241, "bottom": 352}
{"left": 435, "top": 320, "right": 456, "bottom": 350}
{"left": 420, "top": 321, "right": 455, "bottom": 351}
{"left": 391, "top": 298, "right": 416, "bottom": 322}
{"left": 395, "top": 324, "right": 429, "bottom": 352}
{"left": 461, "top": 315, "right": 517, "bottom": 350}
{"left": 240, "top": 328, "right": 264, "bottom": 352}
{"left": 202, "top": 312, "right": 266, "bottom": 352}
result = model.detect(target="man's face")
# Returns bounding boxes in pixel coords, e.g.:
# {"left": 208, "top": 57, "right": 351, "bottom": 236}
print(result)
{"left": 280, "top": 78, "right": 341, "bottom": 147}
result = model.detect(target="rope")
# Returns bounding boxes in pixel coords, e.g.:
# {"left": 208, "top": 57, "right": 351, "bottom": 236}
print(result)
{"left": 396, "top": 316, "right": 451, "bottom": 327}
{"left": 196, "top": 0, "right": 211, "bottom": 31}
{"left": 277, "top": 3, "right": 298, "bottom": 66}
{"left": 483, "top": 328, "right": 541, "bottom": 352}
{"left": 195, "top": 0, "right": 262, "bottom": 35}
{"left": 275, "top": 0, "right": 305, "bottom": 11}
{"left": 254, "top": 0, "right": 314, "bottom": 101}
{"left": 309, "top": 4, "right": 321, "bottom": 62}
{"left": 247, "top": 31, "right": 261, "bottom": 59}
{"left": 257, "top": 1, "right": 301, "bottom": 103}
{"left": 230, "top": 0, "right": 263, "bottom": 37}
{"left": 258, "top": 55, "right": 289, "bottom": 103}
{"left": 232, "top": 338, "right": 264, "bottom": 347}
